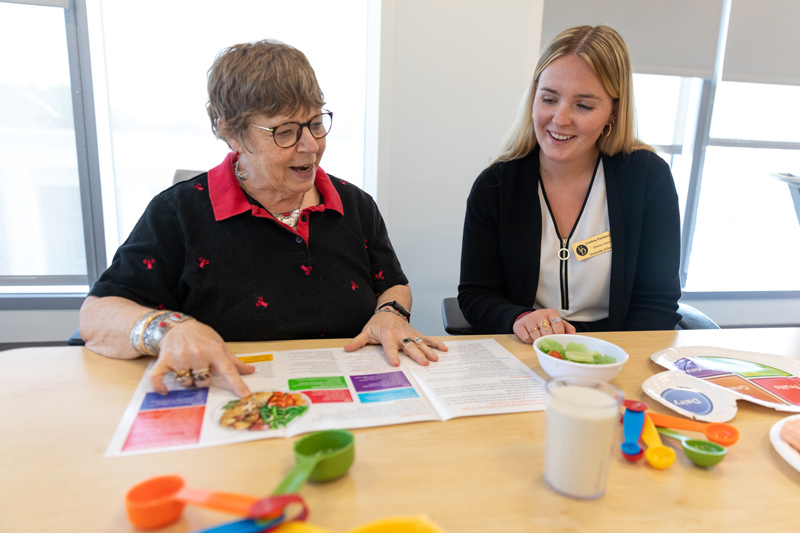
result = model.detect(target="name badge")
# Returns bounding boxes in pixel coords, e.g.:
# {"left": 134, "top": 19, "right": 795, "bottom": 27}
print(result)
{"left": 572, "top": 231, "right": 612, "bottom": 262}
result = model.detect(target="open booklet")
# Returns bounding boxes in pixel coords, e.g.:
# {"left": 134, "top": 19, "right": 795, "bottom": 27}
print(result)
{"left": 106, "top": 339, "right": 547, "bottom": 457}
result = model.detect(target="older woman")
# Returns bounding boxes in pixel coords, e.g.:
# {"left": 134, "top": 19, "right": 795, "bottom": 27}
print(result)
{"left": 459, "top": 25, "right": 682, "bottom": 343}
{"left": 80, "top": 40, "right": 446, "bottom": 397}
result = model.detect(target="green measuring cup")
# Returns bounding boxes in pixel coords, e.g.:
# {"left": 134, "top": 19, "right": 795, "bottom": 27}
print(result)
{"left": 273, "top": 429, "right": 356, "bottom": 494}
{"left": 657, "top": 427, "right": 727, "bottom": 467}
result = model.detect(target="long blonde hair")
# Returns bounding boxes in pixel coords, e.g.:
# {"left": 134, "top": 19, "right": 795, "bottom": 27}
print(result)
{"left": 493, "top": 25, "right": 652, "bottom": 165}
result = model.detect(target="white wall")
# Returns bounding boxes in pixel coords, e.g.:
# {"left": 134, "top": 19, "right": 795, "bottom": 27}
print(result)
{"left": 0, "top": 309, "right": 80, "bottom": 343}
{"left": 373, "top": 0, "right": 545, "bottom": 335}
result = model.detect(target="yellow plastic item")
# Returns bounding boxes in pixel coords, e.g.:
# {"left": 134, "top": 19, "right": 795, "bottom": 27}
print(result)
{"left": 640, "top": 414, "right": 677, "bottom": 470}
{"left": 275, "top": 515, "right": 445, "bottom": 533}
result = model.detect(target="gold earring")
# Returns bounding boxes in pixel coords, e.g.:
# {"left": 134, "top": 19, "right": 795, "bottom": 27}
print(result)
{"left": 602, "top": 123, "right": 612, "bottom": 137}
{"left": 603, "top": 116, "right": 616, "bottom": 138}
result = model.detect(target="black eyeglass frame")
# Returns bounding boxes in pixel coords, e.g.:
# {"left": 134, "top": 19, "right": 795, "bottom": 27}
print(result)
{"left": 250, "top": 111, "right": 334, "bottom": 148}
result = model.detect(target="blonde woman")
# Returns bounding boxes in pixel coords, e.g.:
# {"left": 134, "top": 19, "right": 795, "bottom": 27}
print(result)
{"left": 458, "top": 25, "right": 681, "bottom": 342}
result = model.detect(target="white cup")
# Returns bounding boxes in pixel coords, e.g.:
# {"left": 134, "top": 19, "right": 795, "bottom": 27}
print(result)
{"left": 543, "top": 376, "right": 623, "bottom": 499}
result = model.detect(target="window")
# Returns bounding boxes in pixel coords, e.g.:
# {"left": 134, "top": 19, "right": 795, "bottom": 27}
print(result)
{"left": 634, "top": 75, "right": 800, "bottom": 292}
{"left": 633, "top": 74, "right": 702, "bottom": 224}
{"left": 0, "top": 4, "right": 80, "bottom": 276}
{"left": 691, "top": 81, "right": 800, "bottom": 291}
{"left": 0, "top": 1, "right": 87, "bottom": 287}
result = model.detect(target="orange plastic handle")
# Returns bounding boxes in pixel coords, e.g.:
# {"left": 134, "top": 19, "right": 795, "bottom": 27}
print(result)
{"left": 646, "top": 411, "right": 739, "bottom": 446}
{"left": 176, "top": 487, "right": 260, "bottom": 515}
{"left": 640, "top": 414, "right": 664, "bottom": 449}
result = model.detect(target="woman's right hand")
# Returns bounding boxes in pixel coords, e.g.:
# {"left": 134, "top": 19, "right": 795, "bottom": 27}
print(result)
{"left": 148, "top": 319, "right": 254, "bottom": 397}
{"left": 513, "top": 309, "right": 575, "bottom": 344}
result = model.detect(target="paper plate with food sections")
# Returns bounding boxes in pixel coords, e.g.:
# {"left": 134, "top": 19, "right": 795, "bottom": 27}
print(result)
{"left": 642, "top": 370, "right": 739, "bottom": 422}
{"left": 770, "top": 414, "right": 800, "bottom": 474}
{"left": 645, "top": 346, "right": 800, "bottom": 421}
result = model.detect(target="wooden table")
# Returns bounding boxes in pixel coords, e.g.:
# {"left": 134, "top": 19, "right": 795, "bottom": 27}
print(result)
{"left": 2, "top": 329, "right": 800, "bottom": 532}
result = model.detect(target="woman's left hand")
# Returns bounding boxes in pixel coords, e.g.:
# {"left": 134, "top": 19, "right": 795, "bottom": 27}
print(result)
{"left": 513, "top": 309, "right": 576, "bottom": 344}
{"left": 344, "top": 311, "right": 448, "bottom": 366}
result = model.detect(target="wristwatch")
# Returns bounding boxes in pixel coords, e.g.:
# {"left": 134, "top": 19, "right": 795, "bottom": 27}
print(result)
{"left": 377, "top": 301, "right": 411, "bottom": 321}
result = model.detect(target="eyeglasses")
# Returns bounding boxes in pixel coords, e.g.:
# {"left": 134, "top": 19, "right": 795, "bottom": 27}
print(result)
{"left": 250, "top": 111, "right": 333, "bottom": 148}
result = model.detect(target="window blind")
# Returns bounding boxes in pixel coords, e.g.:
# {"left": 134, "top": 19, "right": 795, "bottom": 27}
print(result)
{"left": 3, "top": 0, "right": 68, "bottom": 8}
{"left": 722, "top": 0, "right": 800, "bottom": 86}
{"left": 541, "top": 0, "right": 725, "bottom": 79}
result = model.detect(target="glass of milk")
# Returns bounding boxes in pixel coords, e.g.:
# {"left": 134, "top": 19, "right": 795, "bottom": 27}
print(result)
{"left": 543, "top": 377, "right": 623, "bottom": 499}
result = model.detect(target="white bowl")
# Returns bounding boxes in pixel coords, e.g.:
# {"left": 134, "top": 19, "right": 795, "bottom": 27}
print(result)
{"left": 533, "top": 334, "right": 629, "bottom": 382}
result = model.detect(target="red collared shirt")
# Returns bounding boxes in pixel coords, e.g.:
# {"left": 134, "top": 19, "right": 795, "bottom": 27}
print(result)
{"left": 209, "top": 152, "right": 345, "bottom": 244}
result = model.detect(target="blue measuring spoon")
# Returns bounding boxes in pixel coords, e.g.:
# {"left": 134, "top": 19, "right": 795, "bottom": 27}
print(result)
{"left": 621, "top": 399, "right": 648, "bottom": 461}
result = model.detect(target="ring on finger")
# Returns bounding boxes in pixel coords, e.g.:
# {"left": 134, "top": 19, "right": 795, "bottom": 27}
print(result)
{"left": 192, "top": 368, "right": 212, "bottom": 382}
{"left": 551, "top": 317, "right": 562, "bottom": 324}
{"left": 402, "top": 337, "right": 414, "bottom": 346}
{"left": 413, "top": 337, "right": 422, "bottom": 344}
{"left": 539, "top": 319, "right": 550, "bottom": 332}
{"left": 175, "top": 369, "right": 193, "bottom": 383}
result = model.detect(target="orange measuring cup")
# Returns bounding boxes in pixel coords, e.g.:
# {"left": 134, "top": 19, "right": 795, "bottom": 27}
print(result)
{"left": 646, "top": 411, "right": 739, "bottom": 447}
{"left": 125, "top": 474, "right": 304, "bottom": 530}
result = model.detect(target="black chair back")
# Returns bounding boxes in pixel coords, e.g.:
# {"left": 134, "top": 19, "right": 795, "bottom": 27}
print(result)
{"left": 441, "top": 298, "right": 720, "bottom": 334}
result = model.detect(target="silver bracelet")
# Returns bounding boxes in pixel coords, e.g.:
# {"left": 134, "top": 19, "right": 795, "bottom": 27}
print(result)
{"left": 130, "top": 310, "right": 168, "bottom": 356}
{"left": 130, "top": 310, "right": 193, "bottom": 356}
{"left": 142, "top": 311, "right": 194, "bottom": 356}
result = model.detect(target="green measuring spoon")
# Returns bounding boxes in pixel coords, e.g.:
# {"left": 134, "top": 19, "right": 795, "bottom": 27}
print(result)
{"left": 657, "top": 427, "right": 727, "bottom": 467}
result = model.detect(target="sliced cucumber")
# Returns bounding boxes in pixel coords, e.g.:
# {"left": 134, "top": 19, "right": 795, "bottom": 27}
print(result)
{"left": 592, "top": 353, "right": 616, "bottom": 364}
{"left": 564, "top": 350, "right": 594, "bottom": 363}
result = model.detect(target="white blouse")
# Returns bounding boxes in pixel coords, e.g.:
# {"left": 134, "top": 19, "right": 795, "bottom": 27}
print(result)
{"left": 534, "top": 161, "right": 611, "bottom": 322}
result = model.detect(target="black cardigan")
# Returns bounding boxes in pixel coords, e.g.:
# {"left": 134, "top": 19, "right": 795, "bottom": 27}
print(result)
{"left": 458, "top": 149, "right": 681, "bottom": 333}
